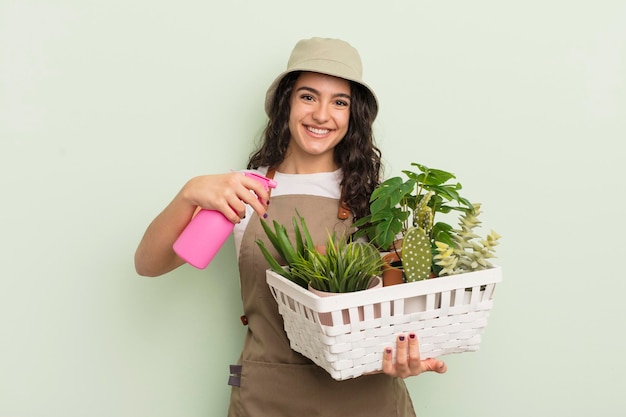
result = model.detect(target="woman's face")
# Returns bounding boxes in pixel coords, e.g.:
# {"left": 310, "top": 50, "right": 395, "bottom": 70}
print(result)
{"left": 286, "top": 72, "right": 351, "bottom": 169}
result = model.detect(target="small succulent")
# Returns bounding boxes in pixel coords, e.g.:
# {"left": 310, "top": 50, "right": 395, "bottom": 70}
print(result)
{"left": 255, "top": 210, "right": 315, "bottom": 288}
{"left": 433, "top": 203, "right": 501, "bottom": 276}
{"left": 256, "top": 211, "right": 383, "bottom": 292}
{"left": 290, "top": 234, "right": 384, "bottom": 293}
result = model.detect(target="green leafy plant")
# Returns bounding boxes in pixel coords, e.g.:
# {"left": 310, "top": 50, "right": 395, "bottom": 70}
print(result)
{"left": 353, "top": 162, "right": 500, "bottom": 281}
{"left": 256, "top": 211, "right": 383, "bottom": 293}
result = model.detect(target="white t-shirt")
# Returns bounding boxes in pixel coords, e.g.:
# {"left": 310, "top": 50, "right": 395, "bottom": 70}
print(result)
{"left": 233, "top": 167, "right": 343, "bottom": 258}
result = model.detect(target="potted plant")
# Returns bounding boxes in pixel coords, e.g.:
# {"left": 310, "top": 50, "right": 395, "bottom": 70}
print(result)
{"left": 256, "top": 211, "right": 384, "bottom": 293}
{"left": 353, "top": 162, "right": 501, "bottom": 284}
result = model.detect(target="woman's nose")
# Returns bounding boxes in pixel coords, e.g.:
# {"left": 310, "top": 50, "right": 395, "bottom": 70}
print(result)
{"left": 312, "top": 102, "right": 330, "bottom": 123}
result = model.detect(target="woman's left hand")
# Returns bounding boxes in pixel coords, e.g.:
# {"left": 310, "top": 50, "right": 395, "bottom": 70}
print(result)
{"left": 381, "top": 333, "right": 447, "bottom": 378}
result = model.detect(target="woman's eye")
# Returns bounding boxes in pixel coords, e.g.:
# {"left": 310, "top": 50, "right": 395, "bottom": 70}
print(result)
{"left": 336, "top": 100, "right": 349, "bottom": 107}
{"left": 300, "top": 94, "right": 314, "bottom": 101}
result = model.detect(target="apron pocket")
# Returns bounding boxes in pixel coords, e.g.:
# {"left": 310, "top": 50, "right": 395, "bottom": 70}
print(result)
{"left": 238, "top": 359, "right": 322, "bottom": 417}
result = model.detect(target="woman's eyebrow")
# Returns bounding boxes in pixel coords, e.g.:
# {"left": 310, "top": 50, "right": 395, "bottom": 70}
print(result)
{"left": 295, "top": 86, "right": 352, "bottom": 100}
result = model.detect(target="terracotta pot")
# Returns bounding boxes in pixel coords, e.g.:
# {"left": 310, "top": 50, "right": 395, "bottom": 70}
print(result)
{"left": 308, "top": 276, "right": 382, "bottom": 325}
{"left": 381, "top": 252, "right": 404, "bottom": 286}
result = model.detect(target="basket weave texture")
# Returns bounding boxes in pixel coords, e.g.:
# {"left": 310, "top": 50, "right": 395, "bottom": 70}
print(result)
{"left": 266, "top": 266, "right": 503, "bottom": 380}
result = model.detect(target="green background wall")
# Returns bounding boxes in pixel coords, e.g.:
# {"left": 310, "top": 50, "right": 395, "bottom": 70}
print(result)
{"left": 2, "top": 1, "right": 624, "bottom": 416}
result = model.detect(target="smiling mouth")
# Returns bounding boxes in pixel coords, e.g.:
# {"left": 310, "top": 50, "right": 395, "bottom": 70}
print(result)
{"left": 306, "top": 126, "right": 331, "bottom": 135}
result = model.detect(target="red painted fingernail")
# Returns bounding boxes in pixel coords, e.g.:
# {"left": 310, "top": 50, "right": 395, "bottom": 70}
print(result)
{"left": 399, "top": 335, "right": 405, "bottom": 342}
{"left": 409, "top": 333, "right": 416, "bottom": 339}
{"left": 385, "top": 348, "right": 392, "bottom": 354}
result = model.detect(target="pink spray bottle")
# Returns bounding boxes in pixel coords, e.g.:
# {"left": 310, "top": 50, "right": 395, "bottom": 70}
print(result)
{"left": 173, "top": 172, "right": 277, "bottom": 269}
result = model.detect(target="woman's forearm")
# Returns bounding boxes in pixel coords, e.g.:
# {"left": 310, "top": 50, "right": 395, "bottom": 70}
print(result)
{"left": 134, "top": 191, "right": 196, "bottom": 277}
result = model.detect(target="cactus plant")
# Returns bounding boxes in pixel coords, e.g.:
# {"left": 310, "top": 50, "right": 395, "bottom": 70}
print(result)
{"left": 401, "top": 226, "right": 431, "bottom": 281}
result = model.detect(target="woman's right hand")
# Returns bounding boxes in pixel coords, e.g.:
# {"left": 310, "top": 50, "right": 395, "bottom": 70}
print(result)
{"left": 181, "top": 172, "right": 270, "bottom": 224}
{"left": 134, "top": 171, "right": 270, "bottom": 277}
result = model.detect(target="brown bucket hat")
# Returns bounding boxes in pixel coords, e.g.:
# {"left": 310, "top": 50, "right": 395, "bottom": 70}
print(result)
{"left": 264, "top": 37, "right": 379, "bottom": 119}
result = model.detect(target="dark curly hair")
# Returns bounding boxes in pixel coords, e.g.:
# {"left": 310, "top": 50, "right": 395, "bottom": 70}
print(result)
{"left": 247, "top": 71, "right": 382, "bottom": 220}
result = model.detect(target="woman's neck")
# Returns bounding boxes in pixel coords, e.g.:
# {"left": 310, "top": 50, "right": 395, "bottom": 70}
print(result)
{"left": 276, "top": 155, "right": 338, "bottom": 174}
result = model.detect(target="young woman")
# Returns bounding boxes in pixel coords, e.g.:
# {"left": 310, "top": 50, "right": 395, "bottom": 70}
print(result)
{"left": 135, "top": 37, "right": 446, "bottom": 417}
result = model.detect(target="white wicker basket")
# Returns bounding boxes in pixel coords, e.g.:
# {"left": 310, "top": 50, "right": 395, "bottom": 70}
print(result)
{"left": 266, "top": 266, "right": 503, "bottom": 380}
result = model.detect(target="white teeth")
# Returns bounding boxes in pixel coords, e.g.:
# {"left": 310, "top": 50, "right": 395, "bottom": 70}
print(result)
{"left": 307, "top": 126, "right": 330, "bottom": 135}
